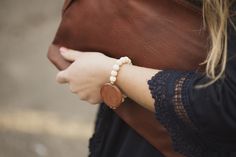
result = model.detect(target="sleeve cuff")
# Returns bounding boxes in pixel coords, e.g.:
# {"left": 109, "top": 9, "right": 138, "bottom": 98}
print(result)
{"left": 147, "top": 70, "right": 204, "bottom": 157}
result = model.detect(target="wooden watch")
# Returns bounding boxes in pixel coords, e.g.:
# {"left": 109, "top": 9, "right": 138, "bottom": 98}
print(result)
{"left": 100, "top": 83, "right": 125, "bottom": 109}
{"left": 100, "top": 57, "right": 132, "bottom": 109}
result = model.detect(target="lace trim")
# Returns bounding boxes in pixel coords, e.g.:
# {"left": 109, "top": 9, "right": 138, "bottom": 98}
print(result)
{"left": 174, "top": 77, "right": 189, "bottom": 123}
{"left": 148, "top": 71, "right": 205, "bottom": 157}
{"left": 173, "top": 76, "right": 197, "bottom": 129}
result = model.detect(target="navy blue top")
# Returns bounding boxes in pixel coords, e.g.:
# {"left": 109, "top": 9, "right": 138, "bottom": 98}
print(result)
{"left": 89, "top": 1, "right": 236, "bottom": 157}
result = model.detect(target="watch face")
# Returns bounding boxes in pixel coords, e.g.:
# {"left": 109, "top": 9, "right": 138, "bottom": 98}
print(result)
{"left": 100, "top": 83, "right": 123, "bottom": 109}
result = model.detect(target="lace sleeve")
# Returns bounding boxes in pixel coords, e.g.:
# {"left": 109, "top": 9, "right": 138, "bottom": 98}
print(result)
{"left": 147, "top": 65, "right": 236, "bottom": 156}
{"left": 147, "top": 70, "right": 206, "bottom": 157}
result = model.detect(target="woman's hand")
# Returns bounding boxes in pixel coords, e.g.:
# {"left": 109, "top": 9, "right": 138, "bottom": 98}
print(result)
{"left": 56, "top": 47, "right": 117, "bottom": 104}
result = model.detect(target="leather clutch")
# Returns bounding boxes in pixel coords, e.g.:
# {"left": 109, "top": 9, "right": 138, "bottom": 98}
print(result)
{"left": 47, "top": 0, "right": 207, "bottom": 156}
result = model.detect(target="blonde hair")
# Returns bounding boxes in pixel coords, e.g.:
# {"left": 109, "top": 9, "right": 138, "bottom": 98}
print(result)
{"left": 199, "top": 0, "right": 234, "bottom": 87}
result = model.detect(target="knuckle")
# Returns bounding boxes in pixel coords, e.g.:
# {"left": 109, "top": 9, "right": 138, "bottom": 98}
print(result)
{"left": 79, "top": 94, "right": 89, "bottom": 101}
{"left": 88, "top": 98, "right": 100, "bottom": 105}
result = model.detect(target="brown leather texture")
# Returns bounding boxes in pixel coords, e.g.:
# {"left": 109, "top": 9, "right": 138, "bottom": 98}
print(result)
{"left": 47, "top": 0, "right": 208, "bottom": 156}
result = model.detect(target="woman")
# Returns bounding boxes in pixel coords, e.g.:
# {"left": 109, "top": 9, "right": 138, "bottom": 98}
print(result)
{"left": 56, "top": 0, "right": 236, "bottom": 156}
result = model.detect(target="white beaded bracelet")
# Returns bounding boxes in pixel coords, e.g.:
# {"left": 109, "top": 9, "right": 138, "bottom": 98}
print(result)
{"left": 110, "top": 56, "right": 132, "bottom": 84}
{"left": 100, "top": 56, "right": 133, "bottom": 109}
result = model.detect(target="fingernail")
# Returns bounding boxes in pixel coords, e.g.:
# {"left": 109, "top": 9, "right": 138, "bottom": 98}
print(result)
{"left": 60, "top": 47, "right": 67, "bottom": 53}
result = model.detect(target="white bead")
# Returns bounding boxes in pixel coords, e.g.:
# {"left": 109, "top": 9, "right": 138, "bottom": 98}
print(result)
{"left": 111, "top": 106, "right": 117, "bottom": 109}
{"left": 108, "top": 56, "right": 132, "bottom": 85}
{"left": 111, "top": 70, "right": 118, "bottom": 76}
{"left": 122, "top": 97, "right": 125, "bottom": 103}
{"left": 125, "top": 57, "right": 131, "bottom": 64}
{"left": 124, "top": 56, "right": 129, "bottom": 61}
{"left": 116, "top": 60, "right": 122, "bottom": 66}
{"left": 120, "top": 57, "right": 126, "bottom": 63}
{"left": 110, "top": 76, "right": 116, "bottom": 82}
{"left": 113, "top": 64, "right": 120, "bottom": 71}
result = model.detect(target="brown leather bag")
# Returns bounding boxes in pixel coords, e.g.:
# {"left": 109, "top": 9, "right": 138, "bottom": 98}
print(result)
{"left": 47, "top": 0, "right": 208, "bottom": 156}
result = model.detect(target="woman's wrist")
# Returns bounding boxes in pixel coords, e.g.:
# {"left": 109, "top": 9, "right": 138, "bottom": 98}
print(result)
{"left": 100, "top": 56, "right": 133, "bottom": 109}
{"left": 102, "top": 57, "right": 132, "bottom": 88}
{"left": 115, "top": 64, "right": 160, "bottom": 112}
{"left": 115, "top": 63, "right": 134, "bottom": 96}
{"left": 101, "top": 55, "right": 160, "bottom": 112}
{"left": 102, "top": 57, "right": 118, "bottom": 84}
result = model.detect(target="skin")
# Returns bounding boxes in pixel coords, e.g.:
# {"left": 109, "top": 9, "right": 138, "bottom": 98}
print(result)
{"left": 56, "top": 47, "right": 161, "bottom": 112}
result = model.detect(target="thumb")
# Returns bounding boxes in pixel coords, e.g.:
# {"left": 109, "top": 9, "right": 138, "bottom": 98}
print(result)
{"left": 60, "top": 47, "right": 82, "bottom": 61}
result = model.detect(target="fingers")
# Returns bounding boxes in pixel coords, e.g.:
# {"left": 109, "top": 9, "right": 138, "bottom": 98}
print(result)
{"left": 60, "top": 47, "right": 82, "bottom": 61}
{"left": 56, "top": 46, "right": 82, "bottom": 84}
{"left": 56, "top": 70, "right": 69, "bottom": 84}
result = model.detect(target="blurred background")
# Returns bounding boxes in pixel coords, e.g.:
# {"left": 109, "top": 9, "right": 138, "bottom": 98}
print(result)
{"left": 0, "top": 0, "right": 98, "bottom": 156}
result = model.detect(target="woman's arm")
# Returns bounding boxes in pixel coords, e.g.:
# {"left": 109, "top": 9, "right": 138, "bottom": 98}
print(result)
{"left": 56, "top": 43, "right": 236, "bottom": 136}
{"left": 56, "top": 43, "right": 236, "bottom": 156}
{"left": 114, "top": 64, "right": 160, "bottom": 112}
{"left": 56, "top": 47, "right": 160, "bottom": 110}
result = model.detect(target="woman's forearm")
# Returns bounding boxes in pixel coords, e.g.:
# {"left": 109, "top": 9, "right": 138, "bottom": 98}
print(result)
{"left": 115, "top": 64, "right": 161, "bottom": 112}
{"left": 57, "top": 48, "right": 161, "bottom": 109}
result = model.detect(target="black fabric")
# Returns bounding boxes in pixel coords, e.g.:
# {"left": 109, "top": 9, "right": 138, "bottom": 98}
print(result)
{"left": 148, "top": 71, "right": 205, "bottom": 157}
{"left": 88, "top": 103, "right": 164, "bottom": 157}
